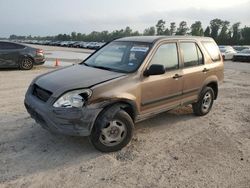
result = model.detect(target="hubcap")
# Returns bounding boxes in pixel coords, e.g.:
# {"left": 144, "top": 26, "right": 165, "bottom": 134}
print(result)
{"left": 22, "top": 58, "right": 33, "bottom": 69}
{"left": 202, "top": 92, "right": 212, "bottom": 113}
{"left": 99, "top": 120, "right": 127, "bottom": 146}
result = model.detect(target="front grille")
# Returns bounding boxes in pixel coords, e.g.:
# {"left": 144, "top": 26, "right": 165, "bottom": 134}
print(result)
{"left": 33, "top": 84, "right": 52, "bottom": 102}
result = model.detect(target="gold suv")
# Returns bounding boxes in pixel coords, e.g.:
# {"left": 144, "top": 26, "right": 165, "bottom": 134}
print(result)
{"left": 25, "top": 36, "right": 224, "bottom": 152}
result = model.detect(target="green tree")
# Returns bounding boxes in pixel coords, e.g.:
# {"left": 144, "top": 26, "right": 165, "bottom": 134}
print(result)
{"left": 191, "top": 21, "right": 203, "bottom": 36}
{"left": 218, "top": 21, "right": 230, "bottom": 44}
{"left": 124, "top": 26, "right": 133, "bottom": 36}
{"left": 156, "top": 19, "right": 166, "bottom": 35}
{"left": 176, "top": 21, "right": 189, "bottom": 35}
{"left": 76, "top": 33, "right": 82, "bottom": 41}
{"left": 231, "top": 22, "right": 241, "bottom": 45}
{"left": 131, "top": 31, "right": 140, "bottom": 36}
{"left": 143, "top": 26, "right": 156, "bottom": 36}
{"left": 241, "top": 27, "right": 250, "bottom": 45}
{"left": 204, "top": 26, "right": 211, "bottom": 37}
{"left": 164, "top": 28, "right": 171, "bottom": 35}
{"left": 170, "top": 22, "right": 176, "bottom": 35}
{"left": 71, "top": 32, "right": 77, "bottom": 41}
{"left": 210, "top": 18, "right": 223, "bottom": 40}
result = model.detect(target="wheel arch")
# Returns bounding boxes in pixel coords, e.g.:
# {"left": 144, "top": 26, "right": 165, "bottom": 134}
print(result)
{"left": 19, "top": 54, "right": 35, "bottom": 64}
{"left": 206, "top": 82, "right": 218, "bottom": 100}
{"left": 201, "top": 78, "right": 218, "bottom": 100}
{"left": 93, "top": 98, "right": 138, "bottom": 124}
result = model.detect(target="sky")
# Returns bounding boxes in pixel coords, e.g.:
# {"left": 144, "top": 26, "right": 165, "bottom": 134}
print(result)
{"left": 0, "top": 0, "right": 250, "bottom": 37}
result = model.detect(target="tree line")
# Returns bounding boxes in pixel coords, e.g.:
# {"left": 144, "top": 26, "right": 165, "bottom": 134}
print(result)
{"left": 9, "top": 18, "right": 250, "bottom": 45}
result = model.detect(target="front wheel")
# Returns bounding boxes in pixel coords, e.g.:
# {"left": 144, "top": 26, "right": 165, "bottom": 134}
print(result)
{"left": 90, "top": 108, "right": 134, "bottom": 152}
{"left": 20, "top": 57, "right": 34, "bottom": 70}
{"left": 192, "top": 87, "right": 214, "bottom": 116}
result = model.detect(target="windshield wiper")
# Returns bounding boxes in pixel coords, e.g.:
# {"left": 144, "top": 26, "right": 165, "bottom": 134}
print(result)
{"left": 83, "top": 63, "right": 127, "bottom": 73}
{"left": 91, "top": 65, "right": 127, "bottom": 73}
{"left": 91, "top": 65, "right": 114, "bottom": 71}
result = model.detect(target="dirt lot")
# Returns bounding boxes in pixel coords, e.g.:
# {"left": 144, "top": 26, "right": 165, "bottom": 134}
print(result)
{"left": 0, "top": 61, "right": 250, "bottom": 188}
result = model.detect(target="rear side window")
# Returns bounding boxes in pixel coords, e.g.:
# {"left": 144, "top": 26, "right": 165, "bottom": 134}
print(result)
{"left": 150, "top": 43, "right": 179, "bottom": 71}
{"left": 0, "top": 42, "right": 24, "bottom": 50}
{"left": 180, "top": 42, "right": 203, "bottom": 68}
{"left": 202, "top": 41, "right": 221, "bottom": 61}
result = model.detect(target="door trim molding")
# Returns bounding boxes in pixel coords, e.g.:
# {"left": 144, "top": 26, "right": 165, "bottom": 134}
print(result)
{"left": 141, "top": 91, "right": 182, "bottom": 106}
{"left": 141, "top": 87, "right": 200, "bottom": 107}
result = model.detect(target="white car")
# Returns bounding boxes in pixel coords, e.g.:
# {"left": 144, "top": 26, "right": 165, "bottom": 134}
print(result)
{"left": 219, "top": 47, "right": 237, "bottom": 60}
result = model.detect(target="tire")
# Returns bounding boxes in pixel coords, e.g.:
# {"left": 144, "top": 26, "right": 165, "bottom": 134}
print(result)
{"left": 19, "top": 57, "right": 34, "bottom": 70}
{"left": 192, "top": 87, "right": 215, "bottom": 116}
{"left": 90, "top": 107, "right": 134, "bottom": 152}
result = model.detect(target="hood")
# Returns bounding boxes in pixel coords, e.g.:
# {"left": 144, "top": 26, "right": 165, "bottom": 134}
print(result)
{"left": 35, "top": 65, "right": 126, "bottom": 96}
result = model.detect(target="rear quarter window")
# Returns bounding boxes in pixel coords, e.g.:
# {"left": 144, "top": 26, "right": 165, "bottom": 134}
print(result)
{"left": 202, "top": 41, "right": 221, "bottom": 62}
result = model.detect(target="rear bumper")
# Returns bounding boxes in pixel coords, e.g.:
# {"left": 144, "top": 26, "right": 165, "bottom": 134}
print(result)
{"left": 24, "top": 88, "right": 102, "bottom": 136}
{"left": 34, "top": 57, "right": 45, "bottom": 65}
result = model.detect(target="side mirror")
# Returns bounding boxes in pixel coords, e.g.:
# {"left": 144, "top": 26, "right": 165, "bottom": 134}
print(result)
{"left": 144, "top": 64, "right": 165, "bottom": 77}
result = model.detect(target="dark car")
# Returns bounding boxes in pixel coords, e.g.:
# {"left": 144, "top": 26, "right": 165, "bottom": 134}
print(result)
{"left": 0, "top": 41, "right": 45, "bottom": 70}
{"left": 233, "top": 46, "right": 249, "bottom": 52}
{"left": 233, "top": 49, "right": 250, "bottom": 62}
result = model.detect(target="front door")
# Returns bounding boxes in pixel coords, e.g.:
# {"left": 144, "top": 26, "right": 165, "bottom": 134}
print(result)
{"left": 141, "top": 42, "right": 183, "bottom": 115}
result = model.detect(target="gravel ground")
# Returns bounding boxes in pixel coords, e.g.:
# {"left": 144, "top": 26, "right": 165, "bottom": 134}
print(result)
{"left": 0, "top": 61, "right": 250, "bottom": 188}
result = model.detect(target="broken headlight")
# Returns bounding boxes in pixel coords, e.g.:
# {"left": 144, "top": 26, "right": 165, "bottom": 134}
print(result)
{"left": 53, "top": 89, "right": 92, "bottom": 108}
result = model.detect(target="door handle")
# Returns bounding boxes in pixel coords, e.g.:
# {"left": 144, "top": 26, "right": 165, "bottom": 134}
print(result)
{"left": 202, "top": 68, "right": 210, "bottom": 73}
{"left": 173, "top": 74, "right": 183, "bottom": 79}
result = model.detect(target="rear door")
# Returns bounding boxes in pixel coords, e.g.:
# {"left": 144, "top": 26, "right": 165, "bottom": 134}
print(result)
{"left": 201, "top": 41, "right": 224, "bottom": 82}
{"left": 179, "top": 41, "right": 206, "bottom": 104}
{"left": 0, "top": 42, "right": 23, "bottom": 68}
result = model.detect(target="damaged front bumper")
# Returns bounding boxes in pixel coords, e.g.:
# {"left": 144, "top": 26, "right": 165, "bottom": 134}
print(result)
{"left": 24, "top": 90, "right": 102, "bottom": 137}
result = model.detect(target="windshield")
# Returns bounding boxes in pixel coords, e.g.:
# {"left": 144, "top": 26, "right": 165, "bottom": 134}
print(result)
{"left": 83, "top": 41, "right": 151, "bottom": 73}
{"left": 220, "top": 49, "right": 226, "bottom": 53}
{"left": 241, "top": 49, "right": 250, "bottom": 54}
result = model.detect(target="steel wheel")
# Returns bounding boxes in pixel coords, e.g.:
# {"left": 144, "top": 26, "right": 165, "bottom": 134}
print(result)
{"left": 99, "top": 120, "right": 127, "bottom": 147}
{"left": 193, "top": 87, "right": 214, "bottom": 116}
{"left": 201, "top": 92, "right": 212, "bottom": 113}
{"left": 20, "top": 57, "right": 33, "bottom": 70}
{"left": 90, "top": 108, "right": 134, "bottom": 152}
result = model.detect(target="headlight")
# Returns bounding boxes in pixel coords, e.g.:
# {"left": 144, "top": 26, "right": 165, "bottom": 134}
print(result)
{"left": 53, "top": 89, "right": 92, "bottom": 108}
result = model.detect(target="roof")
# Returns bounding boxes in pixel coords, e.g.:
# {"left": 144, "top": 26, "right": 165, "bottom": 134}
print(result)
{"left": 115, "top": 35, "right": 213, "bottom": 43}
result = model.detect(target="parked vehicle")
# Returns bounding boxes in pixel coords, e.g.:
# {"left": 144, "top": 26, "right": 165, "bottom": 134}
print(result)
{"left": 67, "top": 41, "right": 78, "bottom": 47}
{"left": 219, "top": 48, "right": 237, "bottom": 60}
{"left": 50, "top": 41, "right": 62, "bottom": 46}
{"left": 59, "top": 41, "right": 70, "bottom": 47}
{"left": 233, "top": 46, "right": 249, "bottom": 52}
{"left": 72, "top": 41, "right": 84, "bottom": 48}
{"left": 233, "top": 49, "right": 250, "bottom": 62}
{"left": 84, "top": 42, "right": 105, "bottom": 50}
{"left": 25, "top": 36, "right": 224, "bottom": 152}
{"left": 0, "top": 41, "right": 45, "bottom": 70}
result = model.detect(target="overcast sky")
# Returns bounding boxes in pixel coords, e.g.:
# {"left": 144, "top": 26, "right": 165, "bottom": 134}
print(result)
{"left": 0, "top": 0, "right": 250, "bottom": 37}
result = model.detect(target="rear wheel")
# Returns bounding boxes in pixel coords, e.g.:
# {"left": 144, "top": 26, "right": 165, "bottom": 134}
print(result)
{"left": 20, "top": 57, "right": 34, "bottom": 70}
{"left": 192, "top": 87, "right": 214, "bottom": 116}
{"left": 90, "top": 107, "right": 134, "bottom": 152}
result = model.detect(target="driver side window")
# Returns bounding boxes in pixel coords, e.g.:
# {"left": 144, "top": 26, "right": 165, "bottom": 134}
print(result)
{"left": 150, "top": 43, "right": 179, "bottom": 71}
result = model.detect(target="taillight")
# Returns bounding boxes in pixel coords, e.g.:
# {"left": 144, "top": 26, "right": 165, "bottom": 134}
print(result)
{"left": 36, "top": 49, "right": 44, "bottom": 54}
